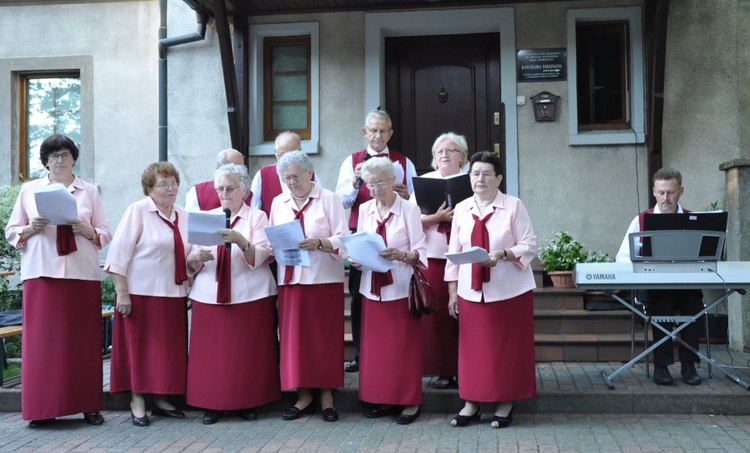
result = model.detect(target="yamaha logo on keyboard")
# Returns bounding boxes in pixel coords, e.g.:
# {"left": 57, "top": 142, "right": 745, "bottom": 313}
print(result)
{"left": 586, "top": 273, "right": 616, "bottom": 280}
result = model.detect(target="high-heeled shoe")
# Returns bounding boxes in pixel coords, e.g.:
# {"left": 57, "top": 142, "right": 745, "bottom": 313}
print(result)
{"left": 490, "top": 408, "right": 513, "bottom": 429}
{"left": 151, "top": 406, "right": 185, "bottom": 418}
{"left": 282, "top": 401, "right": 315, "bottom": 421}
{"left": 450, "top": 409, "right": 481, "bottom": 427}
{"left": 131, "top": 412, "right": 150, "bottom": 427}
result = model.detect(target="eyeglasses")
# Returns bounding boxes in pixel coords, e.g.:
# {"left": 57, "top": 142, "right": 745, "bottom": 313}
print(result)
{"left": 366, "top": 181, "right": 390, "bottom": 190}
{"left": 282, "top": 173, "right": 305, "bottom": 184}
{"left": 366, "top": 128, "right": 391, "bottom": 136}
{"left": 215, "top": 186, "right": 238, "bottom": 194}
{"left": 435, "top": 148, "right": 461, "bottom": 156}
{"left": 155, "top": 182, "right": 180, "bottom": 190}
{"left": 470, "top": 172, "right": 496, "bottom": 180}
{"left": 49, "top": 151, "right": 72, "bottom": 161}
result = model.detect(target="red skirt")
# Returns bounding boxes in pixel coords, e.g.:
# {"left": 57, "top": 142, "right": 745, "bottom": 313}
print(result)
{"left": 187, "top": 298, "right": 281, "bottom": 410}
{"left": 359, "top": 297, "right": 422, "bottom": 406}
{"left": 21, "top": 278, "right": 103, "bottom": 420}
{"left": 110, "top": 295, "right": 188, "bottom": 394}
{"left": 420, "top": 258, "right": 458, "bottom": 376}
{"left": 457, "top": 291, "right": 536, "bottom": 402}
{"left": 278, "top": 283, "right": 344, "bottom": 390}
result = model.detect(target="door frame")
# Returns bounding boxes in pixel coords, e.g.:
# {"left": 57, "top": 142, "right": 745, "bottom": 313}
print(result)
{"left": 365, "top": 8, "right": 518, "bottom": 196}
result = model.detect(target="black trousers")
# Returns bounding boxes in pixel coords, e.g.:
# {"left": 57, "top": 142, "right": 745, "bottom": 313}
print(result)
{"left": 638, "top": 289, "right": 704, "bottom": 367}
{"left": 348, "top": 266, "right": 362, "bottom": 360}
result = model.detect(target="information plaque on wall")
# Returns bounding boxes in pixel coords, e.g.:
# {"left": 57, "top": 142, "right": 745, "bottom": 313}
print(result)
{"left": 517, "top": 48, "right": 567, "bottom": 82}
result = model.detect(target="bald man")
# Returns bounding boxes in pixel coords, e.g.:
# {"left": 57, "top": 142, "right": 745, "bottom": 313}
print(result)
{"left": 185, "top": 148, "right": 250, "bottom": 211}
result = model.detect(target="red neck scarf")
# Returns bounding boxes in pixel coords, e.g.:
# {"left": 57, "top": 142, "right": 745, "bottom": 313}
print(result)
{"left": 283, "top": 198, "right": 312, "bottom": 284}
{"left": 215, "top": 215, "right": 240, "bottom": 303}
{"left": 370, "top": 211, "right": 394, "bottom": 297}
{"left": 471, "top": 212, "right": 492, "bottom": 290}
{"left": 56, "top": 225, "right": 77, "bottom": 256}
{"left": 157, "top": 211, "right": 188, "bottom": 285}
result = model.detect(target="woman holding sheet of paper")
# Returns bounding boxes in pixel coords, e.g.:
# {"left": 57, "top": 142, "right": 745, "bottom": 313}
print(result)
{"left": 185, "top": 164, "right": 280, "bottom": 425}
{"left": 5, "top": 134, "right": 111, "bottom": 428}
{"left": 445, "top": 151, "right": 537, "bottom": 429}
{"left": 105, "top": 162, "right": 190, "bottom": 427}
{"left": 410, "top": 132, "right": 468, "bottom": 390}
{"left": 352, "top": 156, "right": 427, "bottom": 425}
{"left": 268, "top": 151, "right": 348, "bottom": 423}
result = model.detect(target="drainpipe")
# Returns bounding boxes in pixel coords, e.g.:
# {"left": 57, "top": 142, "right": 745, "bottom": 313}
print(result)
{"left": 158, "top": 0, "right": 208, "bottom": 161}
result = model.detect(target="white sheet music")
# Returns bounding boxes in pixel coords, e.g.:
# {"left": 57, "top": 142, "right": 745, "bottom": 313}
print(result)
{"left": 446, "top": 246, "right": 491, "bottom": 265}
{"left": 187, "top": 211, "right": 225, "bottom": 246}
{"left": 264, "top": 220, "right": 310, "bottom": 267}
{"left": 33, "top": 183, "right": 77, "bottom": 225}
{"left": 340, "top": 232, "right": 395, "bottom": 273}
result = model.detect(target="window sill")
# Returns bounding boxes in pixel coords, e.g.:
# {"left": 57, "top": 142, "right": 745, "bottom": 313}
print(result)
{"left": 569, "top": 129, "right": 645, "bottom": 146}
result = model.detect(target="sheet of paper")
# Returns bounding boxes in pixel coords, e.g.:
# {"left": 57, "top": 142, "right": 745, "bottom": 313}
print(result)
{"left": 187, "top": 211, "right": 226, "bottom": 246}
{"left": 445, "top": 246, "right": 491, "bottom": 265}
{"left": 340, "top": 232, "right": 395, "bottom": 273}
{"left": 392, "top": 161, "right": 405, "bottom": 185}
{"left": 33, "top": 183, "right": 78, "bottom": 225}
{"left": 264, "top": 220, "right": 310, "bottom": 267}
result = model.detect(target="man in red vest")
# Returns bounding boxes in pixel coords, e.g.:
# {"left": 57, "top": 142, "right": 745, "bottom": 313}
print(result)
{"left": 615, "top": 167, "right": 703, "bottom": 386}
{"left": 335, "top": 109, "right": 417, "bottom": 372}
{"left": 185, "top": 148, "right": 250, "bottom": 211}
{"left": 249, "top": 131, "right": 321, "bottom": 219}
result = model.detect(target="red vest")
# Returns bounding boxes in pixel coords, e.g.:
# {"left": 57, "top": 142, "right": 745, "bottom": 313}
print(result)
{"left": 348, "top": 149, "right": 408, "bottom": 230}
{"left": 259, "top": 164, "right": 282, "bottom": 219}
{"left": 194, "top": 180, "right": 252, "bottom": 211}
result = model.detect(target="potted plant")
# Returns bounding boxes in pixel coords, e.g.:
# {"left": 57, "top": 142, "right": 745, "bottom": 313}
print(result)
{"left": 539, "top": 231, "right": 610, "bottom": 288}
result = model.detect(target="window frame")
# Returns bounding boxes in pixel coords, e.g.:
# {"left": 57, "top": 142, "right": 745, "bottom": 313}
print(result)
{"left": 567, "top": 7, "right": 645, "bottom": 145}
{"left": 249, "top": 22, "right": 319, "bottom": 156}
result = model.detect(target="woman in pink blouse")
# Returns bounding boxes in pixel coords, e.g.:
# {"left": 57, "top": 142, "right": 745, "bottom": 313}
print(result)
{"left": 445, "top": 151, "right": 537, "bottom": 429}
{"left": 5, "top": 134, "right": 112, "bottom": 428}
{"left": 411, "top": 132, "right": 468, "bottom": 390}
{"left": 105, "top": 162, "right": 190, "bottom": 427}
{"left": 269, "top": 151, "right": 349, "bottom": 423}
{"left": 353, "top": 156, "right": 427, "bottom": 425}
{"left": 186, "top": 164, "right": 280, "bottom": 425}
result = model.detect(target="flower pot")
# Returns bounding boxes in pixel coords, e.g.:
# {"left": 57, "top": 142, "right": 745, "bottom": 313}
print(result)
{"left": 548, "top": 270, "right": 575, "bottom": 289}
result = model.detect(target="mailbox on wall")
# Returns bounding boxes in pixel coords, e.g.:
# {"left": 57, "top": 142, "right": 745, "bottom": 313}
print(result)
{"left": 531, "top": 91, "right": 560, "bottom": 122}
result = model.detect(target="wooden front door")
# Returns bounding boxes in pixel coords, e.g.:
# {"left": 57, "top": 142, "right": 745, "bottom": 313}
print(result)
{"left": 385, "top": 33, "right": 503, "bottom": 182}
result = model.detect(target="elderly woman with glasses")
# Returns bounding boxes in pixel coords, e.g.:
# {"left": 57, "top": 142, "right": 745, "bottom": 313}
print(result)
{"left": 445, "top": 151, "right": 537, "bottom": 429}
{"left": 5, "top": 134, "right": 112, "bottom": 428}
{"left": 412, "top": 132, "right": 469, "bottom": 390}
{"left": 351, "top": 156, "right": 427, "bottom": 425}
{"left": 186, "top": 164, "right": 281, "bottom": 425}
{"left": 268, "top": 151, "right": 349, "bottom": 422}
{"left": 105, "top": 162, "right": 191, "bottom": 427}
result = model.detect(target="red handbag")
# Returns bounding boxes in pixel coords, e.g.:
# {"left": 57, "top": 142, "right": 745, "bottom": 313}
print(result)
{"left": 408, "top": 251, "right": 435, "bottom": 317}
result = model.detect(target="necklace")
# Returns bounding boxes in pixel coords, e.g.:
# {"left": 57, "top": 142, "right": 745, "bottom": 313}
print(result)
{"left": 291, "top": 193, "right": 309, "bottom": 202}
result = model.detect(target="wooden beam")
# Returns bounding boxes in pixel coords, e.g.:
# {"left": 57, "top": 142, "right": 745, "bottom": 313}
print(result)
{"left": 233, "top": 11, "right": 249, "bottom": 158}
{"left": 214, "top": 0, "right": 240, "bottom": 150}
{"left": 645, "top": 0, "right": 669, "bottom": 204}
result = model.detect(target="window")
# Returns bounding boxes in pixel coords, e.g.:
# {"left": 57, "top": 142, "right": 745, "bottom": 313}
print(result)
{"left": 263, "top": 35, "right": 311, "bottom": 142}
{"left": 567, "top": 7, "right": 644, "bottom": 145}
{"left": 20, "top": 73, "right": 81, "bottom": 180}
{"left": 249, "top": 22, "right": 319, "bottom": 156}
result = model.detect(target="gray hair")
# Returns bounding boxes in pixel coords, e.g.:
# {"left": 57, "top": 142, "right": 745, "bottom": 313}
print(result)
{"left": 274, "top": 131, "right": 302, "bottom": 152}
{"left": 214, "top": 163, "right": 250, "bottom": 193}
{"left": 364, "top": 109, "right": 392, "bottom": 129}
{"left": 361, "top": 156, "right": 394, "bottom": 181}
{"left": 431, "top": 132, "right": 469, "bottom": 170}
{"left": 276, "top": 150, "right": 314, "bottom": 176}
{"left": 653, "top": 167, "right": 682, "bottom": 185}
{"left": 215, "top": 148, "right": 244, "bottom": 169}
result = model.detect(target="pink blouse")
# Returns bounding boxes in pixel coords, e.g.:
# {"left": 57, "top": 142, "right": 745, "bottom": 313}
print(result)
{"left": 355, "top": 194, "right": 427, "bottom": 301}
{"left": 5, "top": 176, "right": 112, "bottom": 281}
{"left": 104, "top": 197, "right": 190, "bottom": 297}
{"left": 269, "top": 184, "right": 349, "bottom": 285}
{"left": 188, "top": 204, "right": 277, "bottom": 304}
{"left": 444, "top": 191, "right": 537, "bottom": 303}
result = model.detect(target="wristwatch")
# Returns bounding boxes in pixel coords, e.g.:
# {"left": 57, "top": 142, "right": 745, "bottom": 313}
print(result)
{"left": 317, "top": 239, "right": 324, "bottom": 250}
{"left": 502, "top": 249, "right": 508, "bottom": 261}
{"left": 242, "top": 242, "right": 252, "bottom": 252}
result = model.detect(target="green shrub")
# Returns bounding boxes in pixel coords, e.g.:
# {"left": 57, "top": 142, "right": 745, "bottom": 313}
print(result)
{"left": 539, "top": 231, "right": 611, "bottom": 272}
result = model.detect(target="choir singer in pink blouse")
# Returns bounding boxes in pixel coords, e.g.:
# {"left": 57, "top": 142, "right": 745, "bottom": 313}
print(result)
{"left": 186, "top": 164, "right": 280, "bottom": 425}
{"left": 269, "top": 151, "right": 349, "bottom": 423}
{"left": 5, "top": 134, "right": 112, "bottom": 428}
{"left": 352, "top": 156, "right": 427, "bottom": 425}
{"left": 445, "top": 151, "right": 537, "bottom": 429}
{"left": 105, "top": 162, "right": 191, "bottom": 427}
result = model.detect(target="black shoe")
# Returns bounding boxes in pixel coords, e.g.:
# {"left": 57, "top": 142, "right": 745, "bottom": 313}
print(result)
{"left": 434, "top": 376, "right": 456, "bottom": 389}
{"left": 282, "top": 402, "right": 315, "bottom": 421}
{"left": 681, "top": 362, "right": 702, "bottom": 385}
{"left": 202, "top": 411, "right": 220, "bottom": 425}
{"left": 653, "top": 366, "right": 674, "bottom": 386}
{"left": 344, "top": 359, "right": 359, "bottom": 373}
{"left": 395, "top": 407, "right": 421, "bottom": 425}
{"left": 450, "top": 409, "right": 481, "bottom": 427}
{"left": 490, "top": 409, "right": 513, "bottom": 429}
{"left": 151, "top": 406, "right": 185, "bottom": 418}
{"left": 28, "top": 419, "right": 54, "bottom": 429}
{"left": 83, "top": 412, "right": 105, "bottom": 426}
{"left": 365, "top": 405, "right": 401, "bottom": 419}
{"left": 322, "top": 407, "right": 339, "bottom": 422}
{"left": 234, "top": 408, "right": 257, "bottom": 421}
{"left": 131, "top": 412, "right": 150, "bottom": 427}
